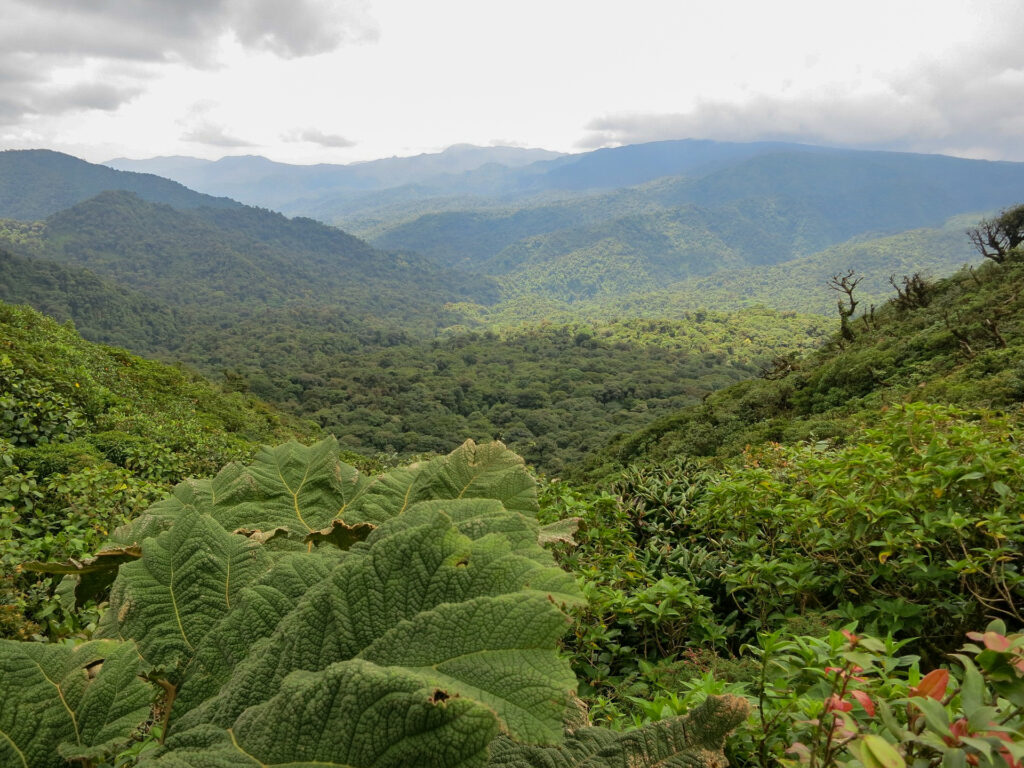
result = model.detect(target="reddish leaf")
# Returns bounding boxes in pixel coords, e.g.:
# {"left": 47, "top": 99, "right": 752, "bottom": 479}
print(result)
{"left": 910, "top": 669, "right": 950, "bottom": 700}
{"left": 950, "top": 718, "right": 971, "bottom": 740}
{"left": 825, "top": 694, "right": 853, "bottom": 713}
{"left": 983, "top": 631, "right": 1011, "bottom": 652}
{"left": 850, "top": 689, "right": 876, "bottom": 717}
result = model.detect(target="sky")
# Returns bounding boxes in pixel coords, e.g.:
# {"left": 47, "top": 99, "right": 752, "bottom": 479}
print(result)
{"left": 1, "top": 0, "right": 1022, "bottom": 165}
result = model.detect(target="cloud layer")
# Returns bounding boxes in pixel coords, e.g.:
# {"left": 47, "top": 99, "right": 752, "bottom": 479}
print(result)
{"left": 580, "top": 24, "right": 1024, "bottom": 161}
{"left": 0, "top": 0, "right": 377, "bottom": 131}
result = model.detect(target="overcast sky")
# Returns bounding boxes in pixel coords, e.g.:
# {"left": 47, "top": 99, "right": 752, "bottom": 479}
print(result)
{"left": 1, "top": 0, "right": 1022, "bottom": 164}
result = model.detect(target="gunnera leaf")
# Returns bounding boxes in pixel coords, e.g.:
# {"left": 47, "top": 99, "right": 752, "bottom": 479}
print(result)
{"left": 0, "top": 639, "right": 155, "bottom": 768}
{"left": 207, "top": 438, "right": 374, "bottom": 536}
{"left": 176, "top": 506, "right": 580, "bottom": 745}
{"left": 353, "top": 440, "right": 538, "bottom": 522}
{"left": 172, "top": 550, "right": 338, "bottom": 719}
{"left": 98, "top": 506, "right": 274, "bottom": 677}
{"left": 486, "top": 695, "right": 750, "bottom": 768}
{"left": 143, "top": 661, "right": 500, "bottom": 768}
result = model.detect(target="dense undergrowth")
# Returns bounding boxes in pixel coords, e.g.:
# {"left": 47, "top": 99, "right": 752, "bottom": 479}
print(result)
{"left": 2, "top": 216, "right": 1023, "bottom": 767}
{"left": 0, "top": 303, "right": 315, "bottom": 638}
{"left": 0, "top": 438, "right": 748, "bottom": 768}
{"left": 527, "top": 243, "right": 1024, "bottom": 768}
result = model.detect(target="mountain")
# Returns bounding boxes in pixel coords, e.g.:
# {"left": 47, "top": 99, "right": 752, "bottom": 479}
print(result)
{"left": 0, "top": 190, "right": 497, "bottom": 325}
{"left": 0, "top": 149, "right": 239, "bottom": 220}
{"left": 105, "top": 144, "right": 565, "bottom": 209}
{"left": 367, "top": 147, "right": 1024, "bottom": 304}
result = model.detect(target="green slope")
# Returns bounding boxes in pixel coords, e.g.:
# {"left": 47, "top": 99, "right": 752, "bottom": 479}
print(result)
{"left": 0, "top": 245, "right": 182, "bottom": 351}
{"left": 213, "top": 311, "right": 827, "bottom": 474}
{"left": 368, "top": 149, "right": 1024, "bottom": 306}
{"left": 0, "top": 149, "right": 240, "bottom": 221}
{"left": 0, "top": 301, "right": 314, "bottom": 637}
{"left": 444, "top": 216, "right": 980, "bottom": 327}
{"left": 593, "top": 246, "right": 1024, "bottom": 475}
{"left": 30, "top": 190, "right": 497, "bottom": 318}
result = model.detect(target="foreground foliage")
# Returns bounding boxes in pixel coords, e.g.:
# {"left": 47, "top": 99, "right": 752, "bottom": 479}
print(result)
{"left": 2, "top": 438, "right": 746, "bottom": 768}
{"left": 0, "top": 303, "right": 311, "bottom": 638}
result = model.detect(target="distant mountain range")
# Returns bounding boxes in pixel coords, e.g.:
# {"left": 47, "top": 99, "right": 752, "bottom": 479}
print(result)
{"left": 0, "top": 150, "right": 500, "bottom": 359}
{"left": 4, "top": 141, "right": 1022, "bottom": 327}
{"left": 96, "top": 140, "right": 1024, "bottom": 307}
{"left": 105, "top": 144, "right": 564, "bottom": 209}
{"left": 0, "top": 140, "right": 1020, "bottom": 470}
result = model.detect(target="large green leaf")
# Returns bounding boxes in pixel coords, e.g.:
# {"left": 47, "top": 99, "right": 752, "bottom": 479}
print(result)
{"left": 144, "top": 661, "right": 500, "bottom": 768}
{"left": 178, "top": 507, "right": 579, "bottom": 744}
{"left": 0, "top": 639, "right": 154, "bottom": 768}
{"left": 416, "top": 440, "right": 538, "bottom": 515}
{"left": 172, "top": 550, "right": 338, "bottom": 719}
{"left": 100, "top": 506, "right": 273, "bottom": 676}
{"left": 206, "top": 438, "right": 375, "bottom": 536}
{"left": 353, "top": 440, "right": 538, "bottom": 522}
{"left": 486, "top": 695, "right": 750, "bottom": 768}
{"left": 9, "top": 438, "right": 594, "bottom": 767}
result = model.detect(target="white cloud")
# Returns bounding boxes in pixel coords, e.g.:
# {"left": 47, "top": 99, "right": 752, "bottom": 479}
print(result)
{"left": 2, "top": 0, "right": 1023, "bottom": 164}
{"left": 286, "top": 129, "right": 357, "bottom": 148}
{"left": 578, "top": 2, "right": 1024, "bottom": 161}
{"left": 182, "top": 123, "right": 255, "bottom": 148}
{"left": 0, "top": 0, "right": 378, "bottom": 125}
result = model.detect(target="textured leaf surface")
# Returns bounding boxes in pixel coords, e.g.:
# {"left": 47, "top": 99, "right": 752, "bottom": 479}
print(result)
{"left": 179, "top": 507, "right": 579, "bottom": 743}
{"left": 207, "top": 438, "right": 373, "bottom": 535}
{"left": 353, "top": 440, "right": 538, "bottom": 522}
{"left": 0, "top": 639, "right": 153, "bottom": 768}
{"left": 101, "top": 507, "right": 273, "bottom": 675}
{"left": 414, "top": 440, "right": 539, "bottom": 515}
{"left": 537, "top": 518, "right": 581, "bottom": 547}
{"left": 11, "top": 438, "right": 587, "bottom": 767}
{"left": 172, "top": 550, "right": 338, "bottom": 719}
{"left": 145, "top": 661, "right": 499, "bottom": 768}
{"left": 486, "top": 695, "right": 750, "bottom": 768}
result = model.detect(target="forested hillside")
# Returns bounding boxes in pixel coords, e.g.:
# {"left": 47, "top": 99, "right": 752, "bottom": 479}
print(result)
{"left": 0, "top": 247, "right": 182, "bottom": 350}
{"left": 0, "top": 189, "right": 497, "bottom": 324}
{"left": 519, "top": 222, "right": 1024, "bottom": 768}
{"left": 1, "top": 134, "right": 1023, "bottom": 768}
{"left": 197, "top": 311, "right": 825, "bottom": 472}
{"left": 597, "top": 234, "right": 1024, "bottom": 473}
{"left": 368, "top": 150, "right": 1024, "bottom": 304}
{"left": 0, "top": 301, "right": 314, "bottom": 637}
{"left": 449, "top": 215, "right": 980, "bottom": 326}
{"left": 0, "top": 150, "right": 239, "bottom": 220}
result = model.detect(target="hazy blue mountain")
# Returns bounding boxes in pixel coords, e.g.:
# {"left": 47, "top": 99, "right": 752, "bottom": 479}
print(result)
{"left": 0, "top": 149, "right": 240, "bottom": 220}
{"left": 523, "top": 139, "right": 830, "bottom": 191}
{"left": 105, "top": 144, "right": 565, "bottom": 209}
{"left": 369, "top": 147, "right": 1024, "bottom": 301}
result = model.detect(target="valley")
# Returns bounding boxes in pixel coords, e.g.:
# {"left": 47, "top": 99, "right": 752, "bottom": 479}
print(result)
{"left": 1, "top": 139, "right": 1022, "bottom": 768}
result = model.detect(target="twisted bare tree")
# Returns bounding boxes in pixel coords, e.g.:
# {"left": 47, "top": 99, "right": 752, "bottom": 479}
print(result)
{"left": 828, "top": 269, "right": 862, "bottom": 342}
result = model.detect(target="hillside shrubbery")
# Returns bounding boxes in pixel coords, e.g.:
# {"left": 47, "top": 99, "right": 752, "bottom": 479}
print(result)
{"left": 0, "top": 303, "right": 312, "bottom": 638}
{"left": 540, "top": 404, "right": 1024, "bottom": 768}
